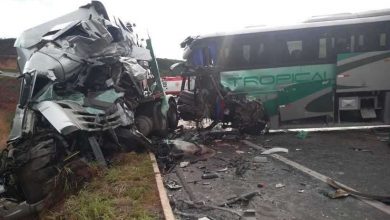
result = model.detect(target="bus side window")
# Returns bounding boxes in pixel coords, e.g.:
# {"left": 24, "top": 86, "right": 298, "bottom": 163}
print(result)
{"left": 319, "top": 38, "right": 327, "bottom": 59}
{"left": 242, "top": 44, "right": 251, "bottom": 64}
{"left": 380, "top": 33, "right": 386, "bottom": 47}
{"left": 287, "top": 40, "right": 303, "bottom": 60}
{"left": 253, "top": 35, "right": 272, "bottom": 67}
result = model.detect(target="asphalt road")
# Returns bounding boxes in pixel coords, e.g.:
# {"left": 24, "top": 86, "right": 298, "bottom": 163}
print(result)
{"left": 163, "top": 128, "right": 390, "bottom": 220}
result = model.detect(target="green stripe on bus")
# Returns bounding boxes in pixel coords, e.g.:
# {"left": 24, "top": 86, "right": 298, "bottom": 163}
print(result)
{"left": 337, "top": 51, "right": 390, "bottom": 73}
{"left": 220, "top": 64, "right": 336, "bottom": 116}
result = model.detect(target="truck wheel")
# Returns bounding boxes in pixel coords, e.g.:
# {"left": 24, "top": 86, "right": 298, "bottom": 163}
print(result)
{"left": 16, "top": 134, "right": 64, "bottom": 204}
{"left": 167, "top": 98, "right": 179, "bottom": 130}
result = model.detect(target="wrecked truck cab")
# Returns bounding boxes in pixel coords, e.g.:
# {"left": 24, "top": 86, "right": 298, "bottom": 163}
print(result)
{"left": 175, "top": 36, "right": 268, "bottom": 134}
{"left": 0, "top": 1, "right": 177, "bottom": 219}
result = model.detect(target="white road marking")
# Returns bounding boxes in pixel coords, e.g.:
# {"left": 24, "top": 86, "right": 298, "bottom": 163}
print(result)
{"left": 242, "top": 140, "right": 390, "bottom": 215}
{"left": 270, "top": 125, "right": 390, "bottom": 133}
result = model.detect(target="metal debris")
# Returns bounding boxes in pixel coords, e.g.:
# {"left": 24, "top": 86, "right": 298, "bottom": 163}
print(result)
{"left": 253, "top": 156, "right": 268, "bottom": 163}
{"left": 201, "top": 173, "right": 219, "bottom": 179}
{"left": 180, "top": 161, "right": 190, "bottom": 168}
{"left": 243, "top": 209, "right": 257, "bottom": 220}
{"left": 275, "top": 183, "right": 286, "bottom": 188}
{"left": 165, "top": 180, "right": 182, "bottom": 190}
{"left": 216, "top": 167, "right": 228, "bottom": 172}
{"left": 326, "top": 178, "right": 390, "bottom": 204}
{"left": 219, "top": 191, "right": 259, "bottom": 207}
{"left": 261, "top": 147, "right": 289, "bottom": 155}
{"left": 326, "top": 189, "right": 349, "bottom": 199}
{"left": 351, "top": 147, "right": 373, "bottom": 153}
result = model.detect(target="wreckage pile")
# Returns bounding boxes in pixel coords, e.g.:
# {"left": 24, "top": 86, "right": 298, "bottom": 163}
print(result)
{"left": 0, "top": 1, "right": 178, "bottom": 219}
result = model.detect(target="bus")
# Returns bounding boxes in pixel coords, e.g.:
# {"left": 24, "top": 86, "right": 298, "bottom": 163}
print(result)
{"left": 177, "top": 9, "right": 390, "bottom": 130}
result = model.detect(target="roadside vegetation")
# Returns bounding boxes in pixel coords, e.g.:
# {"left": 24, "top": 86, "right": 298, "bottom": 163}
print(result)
{"left": 42, "top": 152, "right": 162, "bottom": 220}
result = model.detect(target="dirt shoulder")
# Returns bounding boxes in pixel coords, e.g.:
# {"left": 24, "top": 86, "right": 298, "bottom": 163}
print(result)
{"left": 0, "top": 76, "right": 19, "bottom": 147}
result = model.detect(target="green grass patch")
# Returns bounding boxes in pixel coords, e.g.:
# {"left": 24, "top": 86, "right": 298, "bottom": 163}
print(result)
{"left": 0, "top": 68, "right": 18, "bottom": 73}
{"left": 43, "top": 152, "right": 162, "bottom": 219}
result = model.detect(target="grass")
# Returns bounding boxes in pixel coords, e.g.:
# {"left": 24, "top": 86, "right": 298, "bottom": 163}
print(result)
{"left": 42, "top": 152, "right": 162, "bottom": 220}
{"left": 0, "top": 68, "right": 18, "bottom": 73}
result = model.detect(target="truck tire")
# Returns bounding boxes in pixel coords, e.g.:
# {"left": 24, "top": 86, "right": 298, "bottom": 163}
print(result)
{"left": 167, "top": 98, "right": 179, "bottom": 130}
{"left": 16, "top": 134, "right": 65, "bottom": 204}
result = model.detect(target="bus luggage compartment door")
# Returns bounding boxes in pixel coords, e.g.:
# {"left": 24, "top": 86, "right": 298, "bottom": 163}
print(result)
{"left": 278, "top": 81, "right": 334, "bottom": 122}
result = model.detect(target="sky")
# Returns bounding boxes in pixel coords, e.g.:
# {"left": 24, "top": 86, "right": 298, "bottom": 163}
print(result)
{"left": 1, "top": 0, "right": 390, "bottom": 59}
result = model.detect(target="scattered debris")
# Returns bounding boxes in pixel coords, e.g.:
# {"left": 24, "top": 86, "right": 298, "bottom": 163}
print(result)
{"left": 243, "top": 209, "right": 257, "bottom": 220}
{"left": 351, "top": 147, "right": 373, "bottom": 153}
{"left": 178, "top": 199, "right": 244, "bottom": 218}
{"left": 201, "top": 173, "right": 219, "bottom": 179}
{"left": 296, "top": 148, "right": 302, "bottom": 151}
{"left": 326, "top": 178, "right": 390, "bottom": 204}
{"left": 298, "top": 189, "right": 305, "bottom": 193}
{"left": 233, "top": 158, "right": 251, "bottom": 176}
{"left": 236, "top": 150, "right": 245, "bottom": 154}
{"left": 257, "top": 183, "right": 266, "bottom": 188}
{"left": 326, "top": 189, "right": 350, "bottom": 199}
{"left": 165, "top": 180, "right": 182, "bottom": 190}
{"left": 261, "top": 147, "right": 289, "bottom": 155}
{"left": 168, "top": 140, "right": 216, "bottom": 161}
{"left": 216, "top": 167, "right": 228, "bottom": 172}
{"left": 176, "top": 168, "right": 198, "bottom": 202}
{"left": 202, "top": 182, "right": 211, "bottom": 185}
{"left": 296, "top": 130, "right": 309, "bottom": 139}
{"left": 219, "top": 191, "right": 259, "bottom": 207}
{"left": 253, "top": 156, "right": 268, "bottom": 163}
{"left": 180, "top": 161, "right": 190, "bottom": 168}
{"left": 198, "top": 217, "right": 211, "bottom": 220}
{"left": 275, "top": 183, "right": 286, "bottom": 188}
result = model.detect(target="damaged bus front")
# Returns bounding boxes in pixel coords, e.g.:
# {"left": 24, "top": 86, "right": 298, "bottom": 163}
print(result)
{"left": 0, "top": 1, "right": 177, "bottom": 218}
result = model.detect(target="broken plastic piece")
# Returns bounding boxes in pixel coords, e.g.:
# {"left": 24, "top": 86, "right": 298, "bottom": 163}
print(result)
{"left": 180, "top": 161, "right": 190, "bottom": 168}
{"left": 275, "top": 183, "right": 285, "bottom": 188}
{"left": 261, "top": 147, "right": 289, "bottom": 155}
{"left": 165, "top": 180, "right": 182, "bottom": 190}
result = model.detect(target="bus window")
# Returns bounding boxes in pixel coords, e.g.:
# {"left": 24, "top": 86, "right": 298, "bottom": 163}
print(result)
{"left": 287, "top": 40, "right": 303, "bottom": 60}
{"left": 253, "top": 35, "right": 272, "bottom": 67}
{"left": 242, "top": 44, "right": 251, "bottom": 63}
{"left": 358, "top": 34, "right": 365, "bottom": 50}
{"left": 350, "top": 35, "right": 355, "bottom": 52}
{"left": 319, "top": 38, "right": 327, "bottom": 59}
{"left": 380, "top": 33, "right": 386, "bottom": 47}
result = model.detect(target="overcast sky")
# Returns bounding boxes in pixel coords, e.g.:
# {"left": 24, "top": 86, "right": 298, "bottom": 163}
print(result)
{"left": 2, "top": 0, "right": 390, "bottom": 59}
